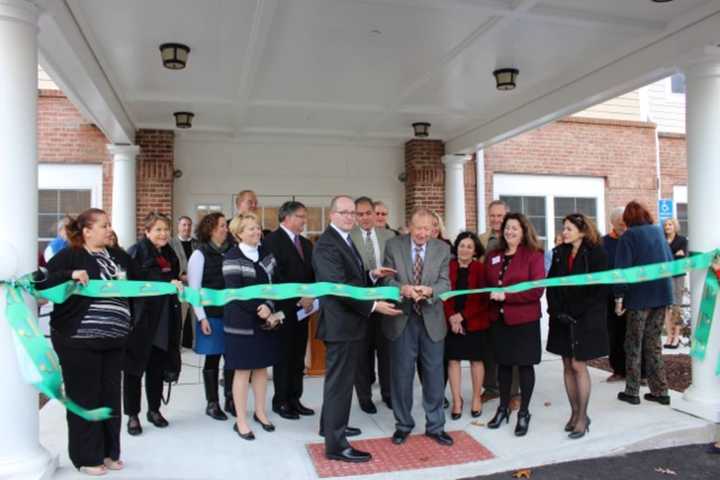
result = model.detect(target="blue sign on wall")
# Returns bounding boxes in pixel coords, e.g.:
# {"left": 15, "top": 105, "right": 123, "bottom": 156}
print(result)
{"left": 658, "top": 199, "right": 673, "bottom": 223}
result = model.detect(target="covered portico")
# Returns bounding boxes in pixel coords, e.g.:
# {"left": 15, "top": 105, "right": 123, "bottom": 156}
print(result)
{"left": 2, "top": 0, "right": 720, "bottom": 478}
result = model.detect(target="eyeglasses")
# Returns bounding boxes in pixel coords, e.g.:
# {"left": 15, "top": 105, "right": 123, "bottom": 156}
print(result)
{"left": 375, "top": 212, "right": 388, "bottom": 216}
{"left": 335, "top": 211, "right": 356, "bottom": 217}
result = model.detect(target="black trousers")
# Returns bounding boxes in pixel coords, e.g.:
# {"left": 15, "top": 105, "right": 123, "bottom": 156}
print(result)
{"left": 273, "top": 318, "right": 310, "bottom": 407}
{"left": 354, "top": 314, "right": 391, "bottom": 402}
{"left": 123, "top": 346, "right": 166, "bottom": 415}
{"left": 321, "top": 340, "right": 363, "bottom": 454}
{"left": 53, "top": 339, "right": 123, "bottom": 468}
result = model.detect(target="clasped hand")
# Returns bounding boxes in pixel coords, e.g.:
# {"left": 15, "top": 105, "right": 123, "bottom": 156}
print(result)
{"left": 401, "top": 285, "right": 432, "bottom": 302}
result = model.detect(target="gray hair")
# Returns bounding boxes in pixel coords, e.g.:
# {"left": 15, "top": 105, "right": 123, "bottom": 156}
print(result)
{"left": 278, "top": 201, "right": 306, "bottom": 222}
{"left": 609, "top": 207, "right": 625, "bottom": 223}
{"left": 488, "top": 199, "right": 508, "bottom": 211}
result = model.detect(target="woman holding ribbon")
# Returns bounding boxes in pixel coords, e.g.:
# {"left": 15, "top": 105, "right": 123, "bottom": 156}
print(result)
{"left": 222, "top": 213, "right": 282, "bottom": 440}
{"left": 39, "top": 208, "right": 138, "bottom": 475}
{"left": 443, "top": 231, "right": 489, "bottom": 420}
{"left": 614, "top": 201, "right": 673, "bottom": 406}
{"left": 485, "top": 213, "right": 545, "bottom": 437}
{"left": 123, "top": 212, "right": 183, "bottom": 436}
{"left": 546, "top": 213, "right": 608, "bottom": 439}
{"left": 187, "top": 212, "right": 234, "bottom": 420}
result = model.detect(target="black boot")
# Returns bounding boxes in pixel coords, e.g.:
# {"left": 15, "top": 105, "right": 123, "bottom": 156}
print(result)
{"left": 224, "top": 369, "right": 236, "bottom": 417}
{"left": 487, "top": 406, "right": 510, "bottom": 429}
{"left": 515, "top": 410, "right": 531, "bottom": 437}
{"left": 203, "top": 369, "right": 227, "bottom": 421}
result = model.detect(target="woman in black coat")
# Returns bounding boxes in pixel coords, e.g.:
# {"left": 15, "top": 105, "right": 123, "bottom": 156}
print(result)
{"left": 124, "top": 212, "right": 183, "bottom": 436}
{"left": 547, "top": 213, "right": 608, "bottom": 440}
{"left": 37, "top": 208, "right": 138, "bottom": 475}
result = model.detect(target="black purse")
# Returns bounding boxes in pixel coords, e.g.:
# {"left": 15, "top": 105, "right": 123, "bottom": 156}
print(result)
{"left": 556, "top": 313, "right": 577, "bottom": 326}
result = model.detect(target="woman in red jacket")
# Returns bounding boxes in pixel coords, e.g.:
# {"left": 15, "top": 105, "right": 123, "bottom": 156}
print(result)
{"left": 485, "top": 213, "right": 545, "bottom": 436}
{"left": 444, "top": 232, "right": 490, "bottom": 420}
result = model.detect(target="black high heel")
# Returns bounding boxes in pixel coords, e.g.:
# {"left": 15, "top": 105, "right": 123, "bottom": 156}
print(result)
{"left": 487, "top": 407, "right": 510, "bottom": 429}
{"left": 515, "top": 410, "right": 531, "bottom": 437}
{"left": 451, "top": 399, "right": 463, "bottom": 420}
{"left": 253, "top": 413, "right": 275, "bottom": 432}
{"left": 564, "top": 415, "right": 577, "bottom": 432}
{"left": 568, "top": 417, "right": 590, "bottom": 439}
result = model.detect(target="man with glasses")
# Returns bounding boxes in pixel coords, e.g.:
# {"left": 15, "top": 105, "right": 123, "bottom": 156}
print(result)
{"left": 313, "top": 195, "right": 401, "bottom": 463}
{"left": 264, "top": 201, "right": 316, "bottom": 420}
{"left": 373, "top": 200, "right": 400, "bottom": 235}
{"left": 350, "top": 197, "right": 396, "bottom": 413}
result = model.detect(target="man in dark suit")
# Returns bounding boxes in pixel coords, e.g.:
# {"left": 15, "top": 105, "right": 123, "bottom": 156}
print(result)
{"left": 382, "top": 208, "right": 453, "bottom": 447}
{"left": 313, "top": 195, "right": 401, "bottom": 463}
{"left": 264, "top": 201, "right": 316, "bottom": 420}
{"left": 350, "top": 196, "right": 396, "bottom": 413}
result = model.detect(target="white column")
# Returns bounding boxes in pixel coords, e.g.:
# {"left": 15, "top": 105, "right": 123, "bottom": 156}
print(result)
{"left": 108, "top": 145, "right": 140, "bottom": 249}
{"left": 442, "top": 154, "right": 471, "bottom": 240}
{"left": 0, "top": 1, "right": 56, "bottom": 478}
{"left": 476, "top": 149, "right": 487, "bottom": 234}
{"left": 676, "top": 60, "right": 720, "bottom": 422}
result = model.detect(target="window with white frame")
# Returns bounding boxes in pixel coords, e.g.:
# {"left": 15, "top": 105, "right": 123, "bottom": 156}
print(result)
{"left": 673, "top": 185, "right": 688, "bottom": 236}
{"left": 494, "top": 174, "right": 606, "bottom": 249}
{"left": 38, "top": 164, "right": 103, "bottom": 252}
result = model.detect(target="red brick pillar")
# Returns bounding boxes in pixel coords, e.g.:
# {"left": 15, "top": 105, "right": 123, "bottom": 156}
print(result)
{"left": 404, "top": 139, "right": 445, "bottom": 225}
{"left": 135, "top": 129, "right": 175, "bottom": 236}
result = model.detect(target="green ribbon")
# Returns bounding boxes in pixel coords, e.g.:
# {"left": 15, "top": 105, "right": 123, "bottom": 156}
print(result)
{"left": 2, "top": 282, "right": 111, "bottom": 421}
{"left": 3, "top": 248, "right": 720, "bottom": 422}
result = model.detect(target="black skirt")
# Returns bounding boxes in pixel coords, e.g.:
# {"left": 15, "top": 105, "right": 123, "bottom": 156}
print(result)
{"left": 490, "top": 318, "right": 541, "bottom": 366}
{"left": 445, "top": 329, "right": 488, "bottom": 361}
{"left": 223, "top": 328, "right": 280, "bottom": 370}
{"left": 546, "top": 317, "right": 609, "bottom": 361}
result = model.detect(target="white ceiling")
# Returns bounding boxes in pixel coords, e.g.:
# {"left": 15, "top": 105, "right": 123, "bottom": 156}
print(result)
{"left": 37, "top": 0, "right": 720, "bottom": 149}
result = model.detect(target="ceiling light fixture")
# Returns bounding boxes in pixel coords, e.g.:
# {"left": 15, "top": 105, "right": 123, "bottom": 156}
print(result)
{"left": 412, "top": 122, "right": 431, "bottom": 138}
{"left": 159, "top": 43, "right": 191, "bottom": 70}
{"left": 173, "top": 111, "right": 194, "bottom": 129}
{"left": 493, "top": 68, "right": 519, "bottom": 91}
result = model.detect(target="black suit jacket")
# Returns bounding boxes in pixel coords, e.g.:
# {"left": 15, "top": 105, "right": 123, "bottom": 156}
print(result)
{"left": 312, "top": 226, "right": 374, "bottom": 342}
{"left": 263, "top": 227, "right": 315, "bottom": 321}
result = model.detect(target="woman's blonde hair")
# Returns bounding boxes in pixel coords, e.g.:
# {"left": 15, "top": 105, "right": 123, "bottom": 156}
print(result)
{"left": 663, "top": 217, "right": 680, "bottom": 237}
{"left": 229, "top": 213, "right": 259, "bottom": 241}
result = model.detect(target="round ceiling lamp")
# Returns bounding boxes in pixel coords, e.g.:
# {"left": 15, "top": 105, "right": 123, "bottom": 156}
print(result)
{"left": 493, "top": 68, "right": 519, "bottom": 91}
{"left": 173, "top": 112, "right": 194, "bottom": 129}
{"left": 412, "top": 122, "right": 431, "bottom": 138}
{"left": 159, "top": 43, "right": 191, "bottom": 70}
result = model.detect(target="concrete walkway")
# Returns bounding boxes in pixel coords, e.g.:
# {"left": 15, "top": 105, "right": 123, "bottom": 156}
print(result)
{"left": 41, "top": 351, "right": 715, "bottom": 480}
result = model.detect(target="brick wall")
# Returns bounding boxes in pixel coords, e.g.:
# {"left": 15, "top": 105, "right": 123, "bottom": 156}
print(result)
{"left": 658, "top": 133, "right": 687, "bottom": 199}
{"left": 483, "top": 117, "right": 660, "bottom": 229}
{"left": 135, "top": 129, "right": 175, "bottom": 236}
{"left": 404, "top": 139, "right": 445, "bottom": 225}
{"left": 464, "top": 155, "right": 477, "bottom": 232}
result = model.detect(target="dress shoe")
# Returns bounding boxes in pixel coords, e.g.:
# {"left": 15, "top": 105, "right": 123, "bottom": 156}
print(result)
{"left": 443, "top": 397, "right": 450, "bottom": 409}
{"left": 359, "top": 399, "right": 377, "bottom": 414}
{"left": 481, "top": 390, "right": 500, "bottom": 402}
{"left": 206, "top": 401, "right": 228, "bottom": 421}
{"left": 325, "top": 447, "right": 371, "bottom": 463}
{"left": 617, "top": 392, "right": 641, "bottom": 405}
{"left": 233, "top": 423, "right": 255, "bottom": 441}
{"left": 426, "top": 431, "right": 454, "bottom": 446}
{"left": 487, "top": 407, "right": 510, "bottom": 429}
{"left": 471, "top": 408, "right": 482, "bottom": 418}
{"left": 568, "top": 417, "right": 590, "bottom": 440}
{"left": 606, "top": 373, "right": 625, "bottom": 383}
{"left": 644, "top": 393, "right": 671, "bottom": 405}
{"left": 253, "top": 413, "right": 276, "bottom": 432}
{"left": 224, "top": 397, "right": 237, "bottom": 417}
{"left": 319, "top": 426, "right": 362, "bottom": 437}
{"left": 146, "top": 410, "right": 169, "bottom": 428}
{"left": 290, "top": 400, "right": 315, "bottom": 416}
{"left": 451, "top": 398, "right": 463, "bottom": 420}
{"left": 515, "top": 410, "right": 531, "bottom": 437}
{"left": 392, "top": 430, "right": 410, "bottom": 445}
{"left": 273, "top": 403, "right": 300, "bottom": 420}
{"left": 382, "top": 396, "right": 393, "bottom": 410}
{"left": 126, "top": 415, "right": 142, "bottom": 436}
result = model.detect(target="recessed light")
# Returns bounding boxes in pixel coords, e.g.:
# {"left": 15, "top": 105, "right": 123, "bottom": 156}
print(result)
{"left": 370, "top": 29, "right": 382, "bottom": 35}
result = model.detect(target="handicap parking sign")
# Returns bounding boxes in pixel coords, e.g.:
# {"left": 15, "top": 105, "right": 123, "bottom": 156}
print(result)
{"left": 658, "top": 199, "right": 673, "bottom": 223}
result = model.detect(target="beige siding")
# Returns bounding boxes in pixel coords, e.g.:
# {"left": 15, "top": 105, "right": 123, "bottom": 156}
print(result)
{"left": 647, "top": 78, "right": 685, "bottom": 134}
{"left": 37, "top": 65, "right": 58, "bottom": 90}
{"left": 574, "top": 90, "right": 640, "bottom": 122}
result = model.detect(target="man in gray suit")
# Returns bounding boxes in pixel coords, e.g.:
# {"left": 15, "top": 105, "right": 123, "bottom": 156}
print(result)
{"left": 350, "top": 196, "right": 396, "bottom": 413}
{"left": 382, "top": 207, "right": 453, "bottom": 446}
{"left": 169, "top": 216, "right": 199, "bottom": 349}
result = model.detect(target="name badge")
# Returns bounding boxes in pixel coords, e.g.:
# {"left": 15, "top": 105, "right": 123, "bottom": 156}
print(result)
{"left": 491, "top": 256, "right": 501, "bottom": 265}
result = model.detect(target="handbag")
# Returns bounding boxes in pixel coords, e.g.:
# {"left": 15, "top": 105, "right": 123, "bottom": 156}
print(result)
{"left": 556, "top": 313, "right": 577, "bottom": 326}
